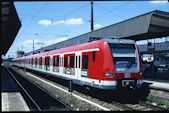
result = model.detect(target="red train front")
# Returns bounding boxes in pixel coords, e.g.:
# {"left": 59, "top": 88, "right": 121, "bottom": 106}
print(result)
{"left": 100, "top": 39, "right": 143, "bottom": 89}
{"left": 12, "top": 38, "right": 143, "bottom": 90}
{"left": 76, "top": 38, "right": 143, "bottom": 89}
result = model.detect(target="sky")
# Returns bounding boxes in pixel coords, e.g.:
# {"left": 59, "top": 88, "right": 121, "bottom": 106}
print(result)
{"left": 3, "top": 0, "right": 169, "bottom": 59}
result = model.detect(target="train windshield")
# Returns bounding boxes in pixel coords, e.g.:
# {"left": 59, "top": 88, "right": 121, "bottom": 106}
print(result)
{"left": 109, "top": 43, "right": 139, "bottom": 73}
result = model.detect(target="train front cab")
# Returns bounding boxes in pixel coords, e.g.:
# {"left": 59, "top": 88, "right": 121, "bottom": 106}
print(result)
{"left": 103, "top": 39, "right": 143, "bottom": 90}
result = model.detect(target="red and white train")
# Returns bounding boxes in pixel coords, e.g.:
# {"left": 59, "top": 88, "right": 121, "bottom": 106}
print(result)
{"left": 12, "top": 38, "right": 143, "bottom": 90}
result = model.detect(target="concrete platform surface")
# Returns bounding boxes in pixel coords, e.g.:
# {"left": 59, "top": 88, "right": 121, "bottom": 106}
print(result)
{"left": 2, "top": 92, "right": 30, "bottom": 111}
{"left": 143, "top": 79, "right": 169, "bottom": 91}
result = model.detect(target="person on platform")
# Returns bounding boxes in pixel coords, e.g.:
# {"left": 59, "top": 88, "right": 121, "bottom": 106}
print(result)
{"left": 153, "top": 58, "right": 160, "bottom": 78}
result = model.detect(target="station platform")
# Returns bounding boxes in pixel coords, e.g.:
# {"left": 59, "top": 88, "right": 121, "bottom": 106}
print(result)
{"left": 1, "top": 66, "right": 30, "bottom": 111}
{"left": 143, "top": 78, "right": 169, "bottom": 91}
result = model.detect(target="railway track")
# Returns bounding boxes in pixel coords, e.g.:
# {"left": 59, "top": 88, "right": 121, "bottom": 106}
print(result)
{"left": 139, "top": 101, "right": 167, "bottom": 111}
{"left": 5, "top": 66, "right": 73, "bottom": 111}
{"left": 8, "top": 65, "right": 168, "bottom": 111}
{"left": 111, "top": 101, "right": 135, "bottom": 111}
{"left": 111, "top": 100, "right": 167, "bottom": 111}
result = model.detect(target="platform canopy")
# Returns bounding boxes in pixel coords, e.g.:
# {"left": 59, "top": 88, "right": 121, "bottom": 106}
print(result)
{"left": 26, "top": 10, "right": 169, "bottom": 55}
{"left": 87, "top": 10, "right": 169, "bottom": 41}
{"left": 123, "top": 10, "right": 169, "bottom": 40}
{"left": 1, "top": 1, "right": 21, "bottom": 56}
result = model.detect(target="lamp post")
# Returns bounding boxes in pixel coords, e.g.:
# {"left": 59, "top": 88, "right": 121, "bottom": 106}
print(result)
{"left": 91, "top": 0, "right": 94, "bottom": 31}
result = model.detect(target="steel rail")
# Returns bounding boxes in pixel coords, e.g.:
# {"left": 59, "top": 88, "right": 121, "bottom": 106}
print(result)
{"left": 7, "top": 66, "right": 73, "bottom": 111}
{"left": 10, "top": 64, "right": 168, "bottom": 111}
{"left": 112, "top": 101, "right": 135, "bottom": 111}
{"left": 10, "top": 65, "right": 111, "bottom": 111}
{"left": 139, "top": 101, "right": 167, "bottom": 111}
{"left": 5, "top": 66, "right": 42, "bottom": 111}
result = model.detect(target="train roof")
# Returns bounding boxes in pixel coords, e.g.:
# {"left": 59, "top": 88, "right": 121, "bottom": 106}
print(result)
{"left": 12, "top": 39, "right": 106, "bottom": 60}
{"left": 12, "top": 38, "right": 135, "bottom": 60}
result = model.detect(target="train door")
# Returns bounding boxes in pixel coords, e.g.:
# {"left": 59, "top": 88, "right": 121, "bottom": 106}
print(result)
{"left": 75, "top": 52, "right": 81, "bottom": 80}
{"left": 59, "top": 54, "right": 64, "bottom": 75}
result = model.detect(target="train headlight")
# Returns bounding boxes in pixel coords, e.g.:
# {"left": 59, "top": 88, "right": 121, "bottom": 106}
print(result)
{"left": 105, "top": 72, "right": 114, "bottom": 78}
{"left": 140, "top": 72, "right": 143, "bottom": 76}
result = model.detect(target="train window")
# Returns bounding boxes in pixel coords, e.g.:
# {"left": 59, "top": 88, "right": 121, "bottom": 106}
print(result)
{"left": 76, "top": 56, "right": 77, "bottom": 68}
{"left": 35, "top": 58, "right": 37, "bottom": 65}
{"left": 79, "top": 56, "right": 81, "bottom": 68}
{"left": 64, "top": 56, "right": 67, "bottom": 67}
{"left": 39, "top": 57, "right": 42, "bottom": 65}
{"left": 56, "top": 57, "right": 59, "bottom": 66}
{"left": 70, "top": 56, "right": 74, "bottom": 68}
{"left": 53, "top": 57, "right": 56, "bottom": 66}
{"left": 45, "top": 58, "right": 47, "bottom": 66}
{"left": 45, "top": 58, "right": 46, "bottom": 65}
{"left": 82, "top": 55, "right": 88, "bottom": 69}
{"left": 93, "top": 51, "right": 95, "bottom": 62}
{"left": 45, "top": 57, "right": 50, "bottom": 66}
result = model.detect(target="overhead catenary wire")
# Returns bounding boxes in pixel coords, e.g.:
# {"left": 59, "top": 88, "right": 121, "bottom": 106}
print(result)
{"left": 13, "top": 2, "right": 48, "bottom": 54}
{"left": 12, "top": 2, "right": 36, "bottom": 47}
{"left": 16, "top": 2, "right": 132, "bottom": 55}
{"left": 94, "top": 1, "right": 132, "bottom": 22}
{"left": 61, "top": 2, "right": 90, "bottom": 19}
{"left": 20, "top": 2, "right": 36, "bottom": 23}
{"left": 19, "top": 2, "right": 48, "bottom": 37}
{"left": 37, "top": 2, "right": 90, "bottom": 37}
{"left": 61, "top": 2, "right": 131, "bottom": 36}
{"left": 95, "top": 4, "right": 126, "bottom": 20}
{"left": 18, "top": 2, "right": 90, "bottom": 24}
{"left": 18, "top": 2, "right": 90, "bottom": 37}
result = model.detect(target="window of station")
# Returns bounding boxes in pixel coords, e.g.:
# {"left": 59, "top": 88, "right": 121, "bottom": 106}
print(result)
{"left": 70, "top": 56, "right": 75, "bottom": 68}
{"left": 82, "top": 55, "right": 88, "bottom": 69}
{"left": 64, "top": 56, "right": 68, "bottom": 67}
